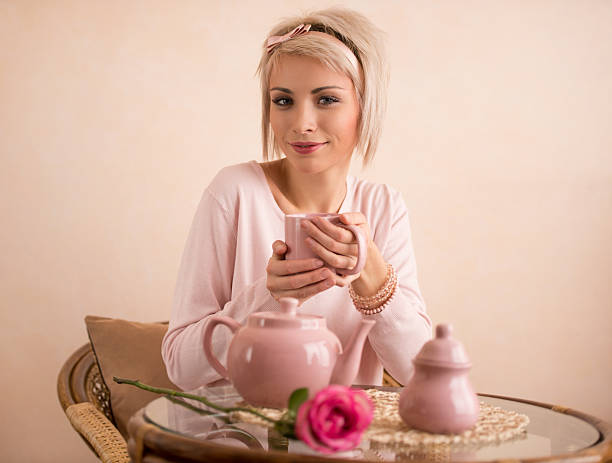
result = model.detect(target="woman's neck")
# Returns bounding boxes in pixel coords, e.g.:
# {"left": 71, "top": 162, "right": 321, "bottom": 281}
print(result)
{"left": 262, "top": 158, "right": 350, "bottom": 214}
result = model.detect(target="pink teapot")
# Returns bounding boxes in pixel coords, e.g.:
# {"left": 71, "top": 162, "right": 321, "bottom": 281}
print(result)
{"left": 203, "top": 297, "right": 376, "bottom": 408}
{"left": 399, "top": 324, "right": 480, "bottom": 434}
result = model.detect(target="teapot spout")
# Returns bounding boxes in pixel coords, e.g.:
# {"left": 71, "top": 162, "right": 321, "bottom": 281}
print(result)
{"left": 330, "top": 319, "right": 376, "bottom": 386}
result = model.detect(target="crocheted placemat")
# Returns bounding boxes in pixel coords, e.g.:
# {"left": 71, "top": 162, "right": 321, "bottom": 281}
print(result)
{"left": 364, "top": 390, "right": 529, "bottom": 446}
{"left": 230, "top": 389, "right": 529, "bottom": 448}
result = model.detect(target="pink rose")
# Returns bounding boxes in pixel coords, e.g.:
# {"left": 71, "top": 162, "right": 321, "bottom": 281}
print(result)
{"left": 295, "top": 385, "right": 374, "bottom": 453}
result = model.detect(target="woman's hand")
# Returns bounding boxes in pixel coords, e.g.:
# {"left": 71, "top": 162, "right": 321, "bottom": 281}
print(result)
{"left": 302, "top": 213, "right": 373, "bottom": 288}
{"left": 266, "top": 240, "right": 336, "bottom": 305}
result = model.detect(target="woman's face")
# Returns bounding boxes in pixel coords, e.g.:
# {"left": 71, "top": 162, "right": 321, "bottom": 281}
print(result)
{"left": 269, "top": 54, "right": 360, "bottom": 175}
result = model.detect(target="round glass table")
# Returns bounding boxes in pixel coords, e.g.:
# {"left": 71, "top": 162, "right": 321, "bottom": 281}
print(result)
{"left": 128, "top": 385, "right": 612, "bottom": 463}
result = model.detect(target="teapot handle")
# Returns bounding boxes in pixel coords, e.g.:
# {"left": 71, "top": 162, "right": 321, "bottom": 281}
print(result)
{"left": 203, "top": 316, "right": 241, "bottom": 379}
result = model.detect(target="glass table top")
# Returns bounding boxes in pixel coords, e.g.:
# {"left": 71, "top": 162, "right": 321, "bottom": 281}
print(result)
{"left": 143, "top": 385, "right": 602, "bottom": 461}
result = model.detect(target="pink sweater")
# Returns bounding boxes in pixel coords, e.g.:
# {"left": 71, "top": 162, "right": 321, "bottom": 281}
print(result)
{"left": 162, "top": 161, "right": 432, "bottom": 390}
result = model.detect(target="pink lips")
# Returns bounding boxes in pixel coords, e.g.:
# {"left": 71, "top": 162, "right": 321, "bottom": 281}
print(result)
{"left": 290, "top": 142, "right": 327, "bottom": 154}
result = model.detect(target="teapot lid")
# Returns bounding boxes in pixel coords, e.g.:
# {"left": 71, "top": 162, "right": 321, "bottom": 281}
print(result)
{"left": 414, "top": 324, "right": 472, "bottom": 368}
{"left": 248, "top": 297, "right": 326, "bottom": 329}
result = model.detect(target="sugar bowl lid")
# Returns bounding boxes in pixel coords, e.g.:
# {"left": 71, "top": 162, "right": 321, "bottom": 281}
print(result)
{"left": 414, "top": 324, "right": 472, "bottom": 368}
{"left": 248, "top": 297, "right": 326, "bottom": 329}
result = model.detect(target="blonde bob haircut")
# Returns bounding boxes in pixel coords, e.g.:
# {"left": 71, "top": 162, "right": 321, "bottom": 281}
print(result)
{"left": 257, "top": 7, "right": 389, "bottom": 166}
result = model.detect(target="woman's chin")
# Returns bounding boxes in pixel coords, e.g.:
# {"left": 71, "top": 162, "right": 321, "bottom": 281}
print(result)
{"left": 283, "top": 156, "right": 352, "bottom": 176}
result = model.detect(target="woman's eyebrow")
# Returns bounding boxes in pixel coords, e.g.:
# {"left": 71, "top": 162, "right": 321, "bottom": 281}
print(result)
{"left": 269, "top": 85, "right": 345, "bottom": 94}
{"left": 311, "top": 85, "right": 345, "bottom": 94}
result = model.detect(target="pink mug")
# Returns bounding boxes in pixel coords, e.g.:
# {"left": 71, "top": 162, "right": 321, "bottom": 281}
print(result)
{"left": 285, "top": 213, "right": 367, "bottom": 276}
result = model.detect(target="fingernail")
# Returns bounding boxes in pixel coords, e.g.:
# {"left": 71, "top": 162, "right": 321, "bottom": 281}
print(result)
{"left": 314, "top": 259, "right": 324, "bottom": 267}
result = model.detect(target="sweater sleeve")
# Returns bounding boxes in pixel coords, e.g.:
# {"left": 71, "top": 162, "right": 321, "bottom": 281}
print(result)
{"left": 364, "top": 190, "right": 432, "bottom": 385}
{"left": 161, "top": 188, "right": 276, "bottom": 391}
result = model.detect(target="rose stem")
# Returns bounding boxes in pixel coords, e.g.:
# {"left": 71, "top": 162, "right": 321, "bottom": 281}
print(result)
{"left": 113, "top": 377, "right": 277, "bottom": 424}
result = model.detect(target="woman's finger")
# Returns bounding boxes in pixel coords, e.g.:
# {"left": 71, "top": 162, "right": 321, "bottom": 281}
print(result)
{"left": 310, "top": 217, "right": 354, "bottom": 243}
{"left": 339, "top": 213, "right": 371, "bottom": 243}
{"left": 270, "top": 268, "right": 334, "bottom": 291}
{"left": 271, "top": 240, "right": 287, "bottom": 258}
{"left": 273, "top": 277, "right": 335, "bottom": 301}
{"left": 339, "top": 212, "right": 367, "bottom": 226}
{"left": 303, "top": 220, "right": 357, "bottom": 256}
{"left": 332, "top": 271, "right": 361, "bottom": 288}
{"left": 306, "top": 237, "right": 357, "bottom": 270}
{"left": 267, "top": 256, "right": 324, "bottom": 276}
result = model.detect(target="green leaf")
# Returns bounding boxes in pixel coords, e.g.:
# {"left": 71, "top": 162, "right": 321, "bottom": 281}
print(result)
{"left": 287, "top": 388, "right": 309, "bottom": 414}
{"left": 274, "top": 414, "right": 298, "bottom": 439}
{"left": 274, "top": 420, "right": 296, "bottom": 439}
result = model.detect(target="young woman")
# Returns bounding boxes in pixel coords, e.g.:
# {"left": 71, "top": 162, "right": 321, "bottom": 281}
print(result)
{"left": 162, "top": 8, "right": 432, "bottom": 391}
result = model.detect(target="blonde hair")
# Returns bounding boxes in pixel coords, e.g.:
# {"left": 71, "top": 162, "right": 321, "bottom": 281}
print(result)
{"left": 257, "top": 7, "right": 389, "bottom": 166}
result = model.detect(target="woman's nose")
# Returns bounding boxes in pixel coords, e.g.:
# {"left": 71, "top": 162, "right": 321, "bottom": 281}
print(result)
{"left": 291, "top": 102, "right": 317, "bottom": 134}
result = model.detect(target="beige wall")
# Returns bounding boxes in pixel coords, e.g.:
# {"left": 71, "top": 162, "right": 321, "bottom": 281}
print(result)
{"left": 1, "top": 1, "right": 610, "bottom": 460}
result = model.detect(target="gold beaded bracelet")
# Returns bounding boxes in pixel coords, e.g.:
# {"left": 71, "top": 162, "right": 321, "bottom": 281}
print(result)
{"left": 349, "top": 263, "right": 398, "bottom": 315}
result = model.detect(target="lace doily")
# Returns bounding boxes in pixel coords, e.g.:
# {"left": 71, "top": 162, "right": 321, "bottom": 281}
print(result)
{"left": 230, "top": 389, "right": 529, "bottom": 448}
{"left": 364, "top": 390, "right": 529, "bottom": 446}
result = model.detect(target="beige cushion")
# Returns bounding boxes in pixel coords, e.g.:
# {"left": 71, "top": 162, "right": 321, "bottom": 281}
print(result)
{"left": 85, "top": 316, "right": 177, "bottom": 438}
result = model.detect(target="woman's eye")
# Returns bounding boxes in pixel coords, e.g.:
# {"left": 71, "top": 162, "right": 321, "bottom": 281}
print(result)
{"left": 319, "top": 96, "right": 340, "bottom": 105}
{"left": 272, "top": 97, "right": 292, "bottom": 106}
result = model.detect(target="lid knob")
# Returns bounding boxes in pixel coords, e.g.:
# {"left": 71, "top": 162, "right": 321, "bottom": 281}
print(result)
{"left": 414, "top": 322, "right": 471, "bottom": 368}
{"left": 279, "top": 297, "right": 298, "bottom": 317}
{"left": 436, "top": 324, "right": 452, "bottom": 338}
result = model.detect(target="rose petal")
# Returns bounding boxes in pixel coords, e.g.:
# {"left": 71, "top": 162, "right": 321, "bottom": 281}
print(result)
{"left": 326, "top": 411, "right": 345, "bottom": 436}
{"left": 317, "top": 428, "right": 362, "bottom": 451}
{"left": 310, "top": 397, "right": 349, "bottom": 432}
{"left": 312, "top": 401, "right": 352, "bottom": 440}
{"left": 349, "top": 392, "right": 373, "bottom": 431}
{"left": 312, "top": 385, "right": 349, "bottom": 402}
{"left": 295, "top": 400, "right": 334, "bottom": 453}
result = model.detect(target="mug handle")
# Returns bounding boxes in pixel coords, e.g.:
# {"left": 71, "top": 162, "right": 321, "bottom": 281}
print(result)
{"left": 337, "top": 224, "right": 367, "bottom": 276}
{"left": 203, "top": 316, "right": 241, "bottom": 379}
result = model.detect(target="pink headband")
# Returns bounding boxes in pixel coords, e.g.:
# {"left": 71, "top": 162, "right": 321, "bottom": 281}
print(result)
{"left": 266, "top": 24, "right": 311, "bottom": 53}
{"left": 266, "top": 23, "right": 360, "bottom": 71}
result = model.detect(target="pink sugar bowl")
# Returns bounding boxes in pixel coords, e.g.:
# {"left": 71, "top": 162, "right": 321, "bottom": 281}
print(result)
{"left": 399, "top": 323, "right": 480, "bottom": 434}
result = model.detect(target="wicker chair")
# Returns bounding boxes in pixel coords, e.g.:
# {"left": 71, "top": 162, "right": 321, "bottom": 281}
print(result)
{"left": 57, "top": 343, "right": 130, "bottom": 463}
